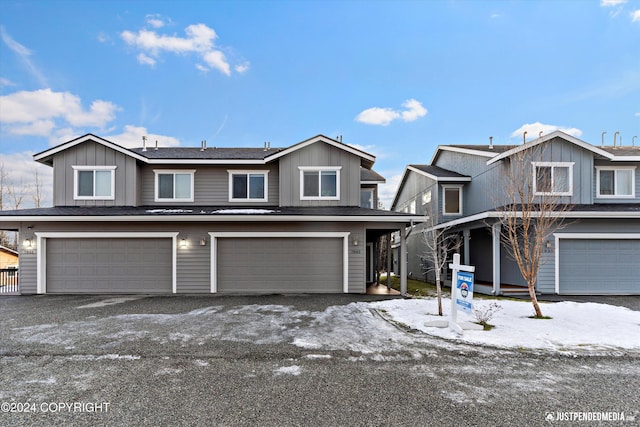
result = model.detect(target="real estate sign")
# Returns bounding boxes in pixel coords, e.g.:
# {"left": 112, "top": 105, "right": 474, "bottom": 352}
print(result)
{"left": 455, "top": 271, "right": 474, "bottom": 314}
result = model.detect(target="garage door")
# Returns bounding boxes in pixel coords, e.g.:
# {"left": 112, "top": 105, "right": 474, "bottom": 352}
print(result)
{"left": 45, "top": 238, "right": 173, "bottom": 293}
{"left": 559, "top": 239, "right": 640, "bottom": 294}
{"left": 216, "top": 237, "right": 343, "bottom": 293}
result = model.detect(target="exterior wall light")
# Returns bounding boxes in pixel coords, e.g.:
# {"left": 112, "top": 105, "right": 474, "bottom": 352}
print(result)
{"left": 352, "top": 237, "right": 359, "bottom": 246}
{"left": 180, "top": 238, "right": 188, "bottom": 248}
{"left": 200, "top": 238, "right": 207, "bottom": 246}
{"left": 24, "top": 238, "right": 33, "bottom": 249}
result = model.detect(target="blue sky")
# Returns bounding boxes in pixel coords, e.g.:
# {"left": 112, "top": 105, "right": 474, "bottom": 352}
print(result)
{"left": 1, "top": 0, "right": 639, "bottom": 208}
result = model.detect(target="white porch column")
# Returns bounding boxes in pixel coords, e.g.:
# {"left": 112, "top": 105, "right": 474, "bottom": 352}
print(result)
{"left": 492, "top": 223, "right": 501, "bottom": 295}
{"left": 400, "top": 226, "right": 407, "bottom": 296}
{"left": 463, "top": 229, "right": 470, "bottom": 265}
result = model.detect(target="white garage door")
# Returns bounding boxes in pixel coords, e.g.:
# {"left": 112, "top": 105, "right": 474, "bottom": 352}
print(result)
{"left": 559, "top": 238, "right": 640, "bottom": 294}
{"left": 45, "top": 238, "right": 173, "bottom": 293}
{"left": 214, "top": 235, "right": 345, "bottom": 293}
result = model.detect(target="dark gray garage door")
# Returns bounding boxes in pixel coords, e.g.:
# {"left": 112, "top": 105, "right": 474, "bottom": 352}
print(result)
{"left": 216, "top": 237, "right": 343, "bottom": 293}
{"left": 559, "top": 239, "right": 640, "bottom": 294}
{"left": 46, "top": 238, "right": 172, "bottom": 293}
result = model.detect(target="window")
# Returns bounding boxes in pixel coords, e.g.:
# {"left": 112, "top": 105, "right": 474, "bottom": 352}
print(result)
{"left": 533, "top": 162, "right": 573, "bottom": 196}
{"left": 422, "top": 190, "right": 432, "bottom": 205}
{"left": 360, "top": 188, "right": 374, "bottom": 208}
{"left": 73, "top": 166, "right": 116, "bottom": 200}
{"left": 154, "top": 170, "right": 195, "bottom": 202}
{"left": 228, "top": 170, "right": 269, "bottom": 202}
{"left": 596, "top": 166, "right": 635, "bottom": 198}
{"left": 442, "top": 185, "right": 462, "bottom": 215}
{"left": 299, "top": 167, "right": 341, "bottom": 200}
{"left": 409, "top": 200, "right": 416, "bottom": 214}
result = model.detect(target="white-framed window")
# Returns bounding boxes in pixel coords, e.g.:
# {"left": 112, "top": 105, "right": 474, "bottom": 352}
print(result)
{"left": 532, "top": 162, "right": 573, "bottom": 196}
{"left": 408, "top": 200, "right": 416, "bottom": 214}
{"left": 422, "top": 190, "right": 432, "bottom": 205}
{"left": 442, "top": 185, "right": 462, "bottom": 215}
{"left": 360, "top": 188, "right": 374, "bottom": 208}
{"left": 228, "top": 170, "right": 269, "bottom": 202}
{"left": 596, "top": 166, "right": 636, "bottom": 198}
{"left": 299, "top": 167, "right": 341, "bottom": 200}
{"left": 73, "top": 166, "right": 116, "bottom": 200}
{"left": 154, "top": 170, "right": 195, "bottom": 202}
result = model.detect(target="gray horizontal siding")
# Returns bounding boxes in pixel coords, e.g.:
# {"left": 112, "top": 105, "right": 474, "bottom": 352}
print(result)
{"left": 139, "top": 164, "right": 279, "bottom": 206}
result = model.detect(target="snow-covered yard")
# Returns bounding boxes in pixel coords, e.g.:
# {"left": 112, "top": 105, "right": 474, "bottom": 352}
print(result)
{"left": 370, "top": 298, "right": 640, "bottom": 354}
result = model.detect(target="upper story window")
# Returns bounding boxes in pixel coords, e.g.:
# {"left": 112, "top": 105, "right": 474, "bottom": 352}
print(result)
{"left": 228, "top": 170, "right": 269, "bottom": 202}
{"left": 596, "top": 166, "right": 636, "bottom": 198}
{"left": 408, "top": 200, "right": 416, "bottom": 214}
{"left": 533, "top": 162, "right": 573, "bottom": 196}
{"left": 442, "top": 185, "right": 462, "bottom": 215}
{"left": 299, "top": 167, "right": 341, "bottom": 200}
{"left": 360, "top": 188, "right": 374, "bottom": 208}
{"left": 154, "top": 170, "right": 195, "bottom": 202}
{"left": 73, "top": 166, "right": 116, "bottom": 200}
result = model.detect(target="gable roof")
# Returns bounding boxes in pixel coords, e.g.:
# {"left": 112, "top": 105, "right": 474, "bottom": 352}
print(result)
{"left": 486, "top": 131, "right": 640, "bottom": 165}
{"left": 0, "top": 245, "right": 18, "bottom": 257}
{"left": 34, "top": 134, "right": 149, "bottom": 166}
{"left": 34, "top": 133, "right": 376, "bottom": 167}
{"left": 264, "top": 134, "right": 376, "bottom": 168}
{"left": 360, "top": 167, "right": 385, "bottom": 183}
{"left": 390, "top": 164, "right": 470, "bottom": 210}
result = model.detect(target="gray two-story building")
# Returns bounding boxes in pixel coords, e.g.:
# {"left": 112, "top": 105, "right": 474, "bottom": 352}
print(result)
{"left": 392, "top": 131, "right": 640, "bottom": 295}
{"left": 1, "top": 133, "right": 421, "bottom": 295}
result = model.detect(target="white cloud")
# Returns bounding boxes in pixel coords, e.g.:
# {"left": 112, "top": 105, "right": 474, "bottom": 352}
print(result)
{"left": 106, "top": 125, "right": 181, "bottom": 148}
{"left": 8, "top": 119, "right": 56, "bottom": 136}
{"left": 378, "top": 172, "right": 404, "bottom": 210}
{"left": 510, "top": 122, "right": 583, "bottom": 141}
{"left": 0, "top": 89, "right": 120, "bottom": 129}
{"left": 120, "top": 21, "right": 245, "bottom": 76}
{"left": 234, "top": 62, "right": 250, "bottom": 74}
{"left": 600, "top": 0, "right": 627, "bottom": 6}
{"left": 97, "top": 32, "right": 111, "bottom": 44}
{"left": 635, "top": 112, "right": 640, "bottom": 116}
{"left": 355, "top": 99, "right": 428, "bottom": 126}
{"left": 137, "top": 53, "right": 156, "bottom": 66}
{"left": 145, "top": 14, "right": 170, "bottom": 29}
{"left": 0, "top": 26, "right": 47, "bottom": 87}
{"left": 0, "top": 77, "right": 16, "bottom": 87}
{"left": 632, "top": 9, "right": 640, "bottom": 21}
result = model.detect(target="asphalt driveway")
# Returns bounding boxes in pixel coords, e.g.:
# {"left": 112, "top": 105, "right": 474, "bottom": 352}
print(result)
{"left": 1, "top": 295, "right": 638, "bottom": 426}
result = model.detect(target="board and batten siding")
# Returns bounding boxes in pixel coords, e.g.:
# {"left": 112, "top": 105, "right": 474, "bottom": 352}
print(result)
{"left": 278, "top": 143, "right": 361, "bottom": 207}
{"left": 139, "top": 163, "right": 279, "bottom": 206}
{"left": 394, "top": 171, "right": 437, "bottom": 217}
{"left": 52, "top": 140, "right": 138, "bottom": 207}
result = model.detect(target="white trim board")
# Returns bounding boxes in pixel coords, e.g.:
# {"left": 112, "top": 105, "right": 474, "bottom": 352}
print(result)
{"left": 209, "top": 231, "right": 351, "bottom": 293}
{"left": 553, "top": 233, "right": 640, "bottom": 294}
{"left": 34, "top": 232, "right": 179, "bottom": 294}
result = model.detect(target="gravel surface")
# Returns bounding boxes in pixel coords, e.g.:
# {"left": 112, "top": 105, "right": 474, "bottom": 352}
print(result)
{"left": 1, "top": 295, "right": 638, "bottom": 426}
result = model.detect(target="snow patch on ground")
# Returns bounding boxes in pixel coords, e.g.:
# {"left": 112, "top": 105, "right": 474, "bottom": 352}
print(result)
{"left": 371, "top": 298, "right": 640, "bottom": 354}
{"left": 304, "top": 354, "right": 332, "bottom": 360}
{"left": 209, "top": 209, "right": 275, "bottom": 214}
{"left": 274, "top": 365, "right": 302, "bottom": 376}
{"left": 77, "top": 297, "right": 145, "bottom": 309}
{"left": 145, "top": 209, "right": 193, "bottom": 213}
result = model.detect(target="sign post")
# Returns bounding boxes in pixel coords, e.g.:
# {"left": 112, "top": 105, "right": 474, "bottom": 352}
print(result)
{"left": 448, "top": 253, "right": 477, "bottom": 333}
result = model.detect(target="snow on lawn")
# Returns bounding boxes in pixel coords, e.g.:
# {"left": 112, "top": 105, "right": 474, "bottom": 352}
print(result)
{"left": 371, "top": 298, "right": 640, "bottom": 354}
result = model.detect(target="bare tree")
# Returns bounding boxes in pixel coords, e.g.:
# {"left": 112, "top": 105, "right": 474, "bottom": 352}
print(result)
{"left": 421, "top": 203, "right": 462, "bottom": 316}
{"left": 495, "top": 143, "right": 570, "bottom": 318}
{"left": 29, "top": 168, "right": 45, "bottom": 208}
